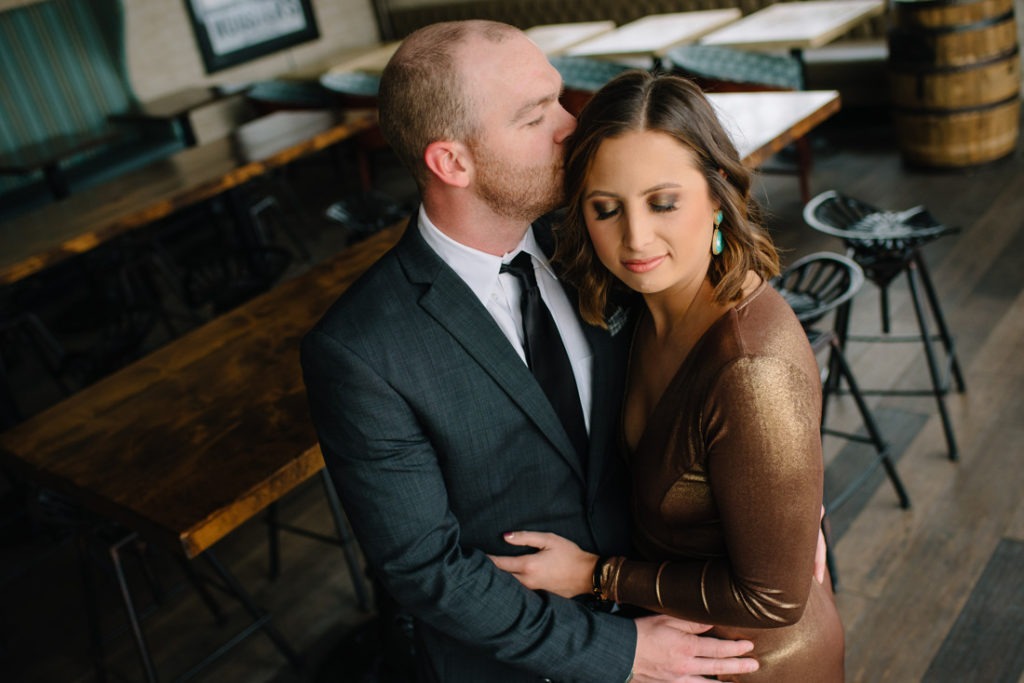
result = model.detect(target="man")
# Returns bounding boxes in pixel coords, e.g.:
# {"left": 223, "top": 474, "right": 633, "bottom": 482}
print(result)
{"left": 302, "top": 20, "right": 759, "bottom": 682}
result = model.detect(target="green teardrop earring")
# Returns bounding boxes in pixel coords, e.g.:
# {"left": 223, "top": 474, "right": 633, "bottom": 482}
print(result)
{"left": 712, "top": 210, "right": 724, "bottom": 256}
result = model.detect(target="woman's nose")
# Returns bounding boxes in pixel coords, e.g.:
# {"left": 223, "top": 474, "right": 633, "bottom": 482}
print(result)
{"left": 622, "top": 213, "right": 653, "bottom": 250}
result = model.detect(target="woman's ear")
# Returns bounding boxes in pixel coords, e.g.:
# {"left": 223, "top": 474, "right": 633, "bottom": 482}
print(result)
{"left": 424, "top": 140, "right": 471, "bottom": 188}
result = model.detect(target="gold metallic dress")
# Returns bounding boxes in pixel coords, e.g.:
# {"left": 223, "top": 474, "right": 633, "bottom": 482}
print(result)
{"left": 606, "top": 282, "right": 845, "bottom": 682}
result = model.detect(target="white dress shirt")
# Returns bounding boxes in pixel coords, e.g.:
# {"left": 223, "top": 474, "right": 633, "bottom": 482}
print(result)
{"left": 417, "top": 207, "right": 593, "bottom": 431}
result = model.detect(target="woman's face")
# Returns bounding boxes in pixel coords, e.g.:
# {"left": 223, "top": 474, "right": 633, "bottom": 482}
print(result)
{"left": 582, "top": 130, "right": 719, "bottom": 297}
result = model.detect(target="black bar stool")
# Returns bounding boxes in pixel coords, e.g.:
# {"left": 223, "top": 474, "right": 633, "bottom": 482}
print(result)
{"left": 803, "top": 191, "right": 966, "bottom": 461}
{"left": 773, "top": 252, "right": 912, "bottom": 589}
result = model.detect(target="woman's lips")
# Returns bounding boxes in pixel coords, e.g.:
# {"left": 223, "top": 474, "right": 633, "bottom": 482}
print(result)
{"left": 622, "top": 255, "right": 666, "bottom": 273}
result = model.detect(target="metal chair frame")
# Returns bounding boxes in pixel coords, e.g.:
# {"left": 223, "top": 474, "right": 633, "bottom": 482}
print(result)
{"left": 774, "top": 252, "right": 912, "bottom": 588}
{"left": 804, "top": 190, "right": 966, "bottom": 460}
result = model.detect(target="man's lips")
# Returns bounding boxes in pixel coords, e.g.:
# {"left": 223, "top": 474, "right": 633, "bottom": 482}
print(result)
{"left": 622, "top": 255, "right": 666, "bottom": 273}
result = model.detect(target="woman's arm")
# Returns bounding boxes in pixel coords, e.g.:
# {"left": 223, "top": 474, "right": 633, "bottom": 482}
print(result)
{"left": 606, "top": 355, "right": 824, "bottom": 628}
{"left": 491, "top": 354, "right": 826, "bottom": 629}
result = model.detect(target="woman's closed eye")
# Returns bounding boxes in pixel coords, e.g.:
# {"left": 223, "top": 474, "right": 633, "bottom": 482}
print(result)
{"left": 590, "top": 201, "right": 620, "bottom": 220}
{"left": 648, "top": 193, "right": 678, "bottom": 214}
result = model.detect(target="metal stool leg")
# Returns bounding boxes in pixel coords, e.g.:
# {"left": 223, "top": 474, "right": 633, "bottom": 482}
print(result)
{"left": 913, "top": 251, "right": 966, "bottom": 392}
{"left": 822, "top": 513, "right": 838, "bottom": 591}
{"left": 828, "top": 338, "right": 911, "bottom": 510}
{"left": 831, "top": 339, "right": 913, "bottom": 509}
{"left": 906, "top": 260, "right": 960, "bottom": 461}
{"left": 321, "top": 470, "right": 371, "bottom": 612}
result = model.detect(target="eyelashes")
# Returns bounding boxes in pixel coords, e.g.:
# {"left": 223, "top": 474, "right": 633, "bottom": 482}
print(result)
{"left": 589, "top": 200, "right": 678, "bottom": 221}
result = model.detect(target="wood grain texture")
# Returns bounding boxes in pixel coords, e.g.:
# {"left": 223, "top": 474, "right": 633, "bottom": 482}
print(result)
{"left": 0, "top": 222, "right": 404, "bottom": 559}
{"left": 922, "top": 538, "right": 1024, "bottom": 683}
{"left": 0, "top": 109, "right": 376, "bottom": 286}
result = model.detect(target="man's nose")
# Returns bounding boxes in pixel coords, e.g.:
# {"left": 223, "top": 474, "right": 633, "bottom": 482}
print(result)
{"left": 553, "top": 104, "right": 576, "bottom": 142}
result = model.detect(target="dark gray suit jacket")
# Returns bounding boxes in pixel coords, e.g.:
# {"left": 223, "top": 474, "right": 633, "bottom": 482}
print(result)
{"left": 301, "top": 218, "right": 636, "bottom": 681}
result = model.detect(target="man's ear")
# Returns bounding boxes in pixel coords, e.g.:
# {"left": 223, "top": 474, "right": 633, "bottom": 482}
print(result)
{"left": 424, "top": 140, "right": 471, "bottom": 188}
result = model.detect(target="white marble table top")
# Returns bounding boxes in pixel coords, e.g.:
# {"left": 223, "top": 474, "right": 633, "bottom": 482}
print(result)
{"left": 700, "top": 0, "right": 885, "bottom": 51}
{"left": 565, "top": 10, "right": 742, "bottom": 59}
{"left": 525, "top": 21, "right": 617, "bottom": 55}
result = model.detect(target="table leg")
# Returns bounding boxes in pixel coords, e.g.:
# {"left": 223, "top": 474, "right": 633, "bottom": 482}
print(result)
{"left": 110, "top": 532, "right": 161, "bottom": 683}
{"left": 790, "top": 47, "right": 808, "bottom": 90}
{"left": 76, "top": 531, "right": 109, "bottom": 683}
{"left": 173, "top": 115, "right": 198, "bottom": 148}
{"left": 41, "top": 162, "right": 71, "bottom": 200}
{"left": 202, "top": 550, "right": 302, "bottom": 669}
{"left": 321, "top": 470, "right": 372, "bottom": 611}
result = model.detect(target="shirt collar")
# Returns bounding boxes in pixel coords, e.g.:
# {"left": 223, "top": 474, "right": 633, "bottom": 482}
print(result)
{"left": 417, "top": 206, "right": 557, "bottom": 296}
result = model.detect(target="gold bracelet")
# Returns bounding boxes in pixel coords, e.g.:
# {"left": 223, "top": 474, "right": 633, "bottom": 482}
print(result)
{"left": 654, "top": 561, "right": 669, "bottom": 609}
{"left": 592, "top": 556, "right": 609, "bottom": 599}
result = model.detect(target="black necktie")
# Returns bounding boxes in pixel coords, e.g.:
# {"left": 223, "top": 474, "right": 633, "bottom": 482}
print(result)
{"left": 501, "top": 252, "right": 588, "bottom": 458}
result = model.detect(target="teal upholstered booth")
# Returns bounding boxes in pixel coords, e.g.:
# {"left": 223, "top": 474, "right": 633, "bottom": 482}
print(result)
{"left": 0, "top": 0, "right": 184, "bottom": 219}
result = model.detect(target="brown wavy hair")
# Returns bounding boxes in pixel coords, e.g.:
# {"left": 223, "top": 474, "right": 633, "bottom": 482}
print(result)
{"left": 554, "top": 71, "right": 780, "bottom": 327}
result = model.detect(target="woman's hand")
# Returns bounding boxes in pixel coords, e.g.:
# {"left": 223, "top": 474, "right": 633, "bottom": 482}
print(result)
{"left": 487, "top": 530, "right": 598, "bottom": 599}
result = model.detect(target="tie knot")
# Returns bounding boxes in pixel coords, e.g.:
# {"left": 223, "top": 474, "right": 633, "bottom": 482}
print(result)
{"left": 501, "top": 252, "right": 538, "bottom": 290}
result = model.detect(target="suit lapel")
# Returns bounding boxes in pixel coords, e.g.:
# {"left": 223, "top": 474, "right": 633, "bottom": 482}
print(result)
{"left": 395, "top": 221, "right": 585, "bottom": 480}
{"left": 561, "top": 280, "right": 632, "bottom": 500}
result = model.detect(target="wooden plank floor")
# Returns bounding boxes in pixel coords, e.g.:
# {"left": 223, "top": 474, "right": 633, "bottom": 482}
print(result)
{"left": 1, "top": 110, "right": 1022, "bottom": 682}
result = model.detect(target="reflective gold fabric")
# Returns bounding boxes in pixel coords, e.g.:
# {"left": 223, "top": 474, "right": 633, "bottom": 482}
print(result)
{"left": 609, "top": 282, "right": 845, "bottom": 682}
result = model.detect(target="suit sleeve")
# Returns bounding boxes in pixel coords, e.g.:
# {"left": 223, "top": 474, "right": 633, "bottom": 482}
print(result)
{"left": 301, "top": 328, "right": 636, "bottom": 682}
{"left": 606, "top": 355, "right": 823, "bottom": 628}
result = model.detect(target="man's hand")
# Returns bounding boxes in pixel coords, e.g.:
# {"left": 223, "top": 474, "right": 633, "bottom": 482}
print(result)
{"left": 488, "top": 530, "right": 596, "bottom": 598}
{"left": 631, "top": 615, "right": 758, "bottom": 682}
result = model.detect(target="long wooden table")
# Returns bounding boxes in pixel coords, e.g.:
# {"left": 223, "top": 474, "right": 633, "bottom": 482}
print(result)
{"left": 0, "top": 222, "right": 401, "bottom": 561}
{"left": 0, "top": 222, "right": 401, "bottom": 680}
{"left": 0, "top": 109, "right": 375, "bottom": 287}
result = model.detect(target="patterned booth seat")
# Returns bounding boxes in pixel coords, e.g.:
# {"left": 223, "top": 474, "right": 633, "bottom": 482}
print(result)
{"left": 0, "top": 0, "right": 184, "bottom": 219}
{"left": 665, "top": 44, "right": 804, "bottom": 91}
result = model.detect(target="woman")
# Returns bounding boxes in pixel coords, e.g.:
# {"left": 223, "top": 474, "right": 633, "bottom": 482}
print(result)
{"left": 490, "top": 71, "right": 844, "bottom": 681}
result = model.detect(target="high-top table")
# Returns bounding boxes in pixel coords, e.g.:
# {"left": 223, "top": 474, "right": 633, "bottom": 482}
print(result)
{"left": 323, "top": 41, "right": 402, "bottom": 77}
{"left": 700, "top": 0, "right": 885, "bottom": 54}
{"left": 0, "top": 109, "right": 376, "bottom": 287}
{"left": 564, "top": 10, "right": 742, "bottom": 64}
{"left": 710, "top": 89, "right": 841, "bottom": 169}
{"left": 524, "top": 20, "right": 617, "bottom": 56}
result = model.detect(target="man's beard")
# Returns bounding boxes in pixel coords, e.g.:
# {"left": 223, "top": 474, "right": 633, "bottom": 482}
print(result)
{"left": 469, "top": 139, "right": 564, "bottom": 222}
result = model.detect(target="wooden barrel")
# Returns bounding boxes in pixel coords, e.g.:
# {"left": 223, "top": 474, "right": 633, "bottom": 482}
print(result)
{"left": 888, "top": 0, "right": 1021, "bottom": 168}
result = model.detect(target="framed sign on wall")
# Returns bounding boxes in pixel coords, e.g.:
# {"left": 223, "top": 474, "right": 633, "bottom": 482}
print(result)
{"left": 185, "top": 0, "right": 320, "bottom": 73}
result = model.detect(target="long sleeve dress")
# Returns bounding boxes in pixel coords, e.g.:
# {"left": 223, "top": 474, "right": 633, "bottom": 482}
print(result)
{"left": 605, "top": 282, "right": 845, "bottom": 682}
